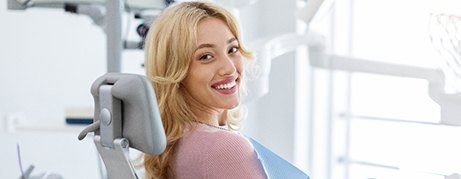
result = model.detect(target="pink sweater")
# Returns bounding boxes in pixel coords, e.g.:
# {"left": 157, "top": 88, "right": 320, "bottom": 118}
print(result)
{"left": 172, "top": 123, "right": 267, "bottom": 179}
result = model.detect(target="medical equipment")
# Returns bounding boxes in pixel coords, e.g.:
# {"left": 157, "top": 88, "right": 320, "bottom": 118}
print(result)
{"left": 78, "top": 73, "right": 166, "bottom": 179}
{"left": 243, "top": 0, "right": 325, "bottom": 102}
{"left": 247, "top": 2, "right": 461, "bottom": 178}
{"left": 16, "top": 143, "right": 64, "bottom": 179}
{"left": 429, "top": 13, "right": 461, "bottom": 93}
{"left": 248, "top": 0, "right": 461, "bottom": 126}
{"left": 7, "top": 0, "right": 167, "bottom": 10}
{"left": 17, "top": 165, "right": 63, "bottom": 179}
{"left": 7, "top": 0, "right": 256, "bottom": 73}
{"left": 427, "top": 15, "right": 461, "bottom": 178}
{"left": 8, "top": 0, "right": 171, "bottom": 72}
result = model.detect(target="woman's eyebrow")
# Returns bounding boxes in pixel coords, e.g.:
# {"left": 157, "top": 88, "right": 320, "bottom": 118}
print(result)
{"left": 196, "top": 43, "right": 215, "bottom": 50}
{"left": 196, "top": 37, "right": 237, "bottom": 51}
{"left": 227, "top": 37, "right": 237, "bottom": 44}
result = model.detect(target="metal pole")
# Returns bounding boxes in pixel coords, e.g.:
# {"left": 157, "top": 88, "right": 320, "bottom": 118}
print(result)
{"left": 106, "top": 0, "right": 123, "bottom": 72}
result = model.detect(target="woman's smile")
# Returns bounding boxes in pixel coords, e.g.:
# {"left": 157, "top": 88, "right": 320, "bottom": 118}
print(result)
{"left": 211, "top": 76, "right": 238, "bottom": 94}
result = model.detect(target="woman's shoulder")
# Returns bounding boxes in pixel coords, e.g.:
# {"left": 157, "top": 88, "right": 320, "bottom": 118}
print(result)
{"left": 173, "top": 123, "right": 266, "bottom": 178}
{"left": 181, "top": 123, "right": 253, "bottom": 152}
{"left": 173, "top": 123, "right": 257, "bottom": 163}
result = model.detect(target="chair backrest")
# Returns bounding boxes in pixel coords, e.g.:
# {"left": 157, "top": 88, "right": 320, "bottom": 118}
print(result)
{"left": 79, "top": 73, "right": 166, "bottom": 179}
{"left": 90, "top": 72, "right": 166, "bottom": 155}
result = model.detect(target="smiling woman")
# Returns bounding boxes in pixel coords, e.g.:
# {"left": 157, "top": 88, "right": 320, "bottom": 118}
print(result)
{"left": 182, "top": 17, "right": 243, "bottom": 119}
{"left": 143, "top": 1, "right": 266, "bottom": 179}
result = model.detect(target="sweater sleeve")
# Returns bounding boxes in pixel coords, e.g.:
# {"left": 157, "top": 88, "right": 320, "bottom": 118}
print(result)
{"left": 203, "top": 131, "right": 267, "bottom": 179}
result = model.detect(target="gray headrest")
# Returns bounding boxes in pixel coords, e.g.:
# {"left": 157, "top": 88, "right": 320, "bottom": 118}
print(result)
{"left": 90, "top": 73, "right": 166, "bottom": 155}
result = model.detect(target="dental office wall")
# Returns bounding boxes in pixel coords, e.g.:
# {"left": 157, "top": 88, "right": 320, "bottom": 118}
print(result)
{"left": 0, "top": 2, "right": 107, "bottom": 178}
{"left": 0, "top": 0, "right": 301, "bottom": 178}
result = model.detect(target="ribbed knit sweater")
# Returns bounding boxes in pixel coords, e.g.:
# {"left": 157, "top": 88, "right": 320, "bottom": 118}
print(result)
{"left": 172, "top": 123, "right": 267, "bottom": 179}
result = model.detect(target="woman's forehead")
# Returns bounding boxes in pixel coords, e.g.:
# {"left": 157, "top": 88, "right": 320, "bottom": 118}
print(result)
{"left": 196, "top": 17, "right": 235, "bottom": 43}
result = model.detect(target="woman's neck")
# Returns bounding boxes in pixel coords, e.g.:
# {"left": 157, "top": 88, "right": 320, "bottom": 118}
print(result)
{"left": 182, "top": 89, "right": 228, "bottom": 126}
{"left": 192, "top": 107, "right": 227, "bottom": 126}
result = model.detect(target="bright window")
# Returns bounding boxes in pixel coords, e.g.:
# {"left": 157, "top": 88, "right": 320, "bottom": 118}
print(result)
{"left": 304, "top": 0, "right": 461, "bottom": 178}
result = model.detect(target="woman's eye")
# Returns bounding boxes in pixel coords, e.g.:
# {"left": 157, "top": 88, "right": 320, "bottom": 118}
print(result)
{"left": 200, "top": 54, "right": 213, "bottom": 61}
{"left": 228, "top": 46, "right": 239, "bottom": 54}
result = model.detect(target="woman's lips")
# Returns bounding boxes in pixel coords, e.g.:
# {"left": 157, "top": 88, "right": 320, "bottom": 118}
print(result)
{"left": 211, "top": 77, "right": 238, "bottom": 94}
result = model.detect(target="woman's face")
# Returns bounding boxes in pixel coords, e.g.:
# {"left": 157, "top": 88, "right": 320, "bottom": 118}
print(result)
{"left": 182, "top": 17, "right": 243, "bottom": 113}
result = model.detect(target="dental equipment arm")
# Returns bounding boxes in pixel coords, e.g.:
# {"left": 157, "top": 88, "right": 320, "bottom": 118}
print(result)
{"left": 244, "top": 34, "right": 311, "bottom": 103}
{"left": 8, "top": 0, "right": 170, "bottom": 72}
{"left": 245, "top": 0, "right": 461, "bottom": 125}
{"left": 8, "top": 0, "right": 166, "bottom": 11}
{"left": 243, "top": 0, "right": 325, "bottom": 103}
{"left": 250, "top": 29, "right": 461, "bottom": 125}
{"left": 308, "top": 35, "right": 461, "bottom": 126}
{"left": 296, "top": 0, "right": 325, "bottom": 26}
{"left": 78, "top": 73, "right": 166, "bottom": 179}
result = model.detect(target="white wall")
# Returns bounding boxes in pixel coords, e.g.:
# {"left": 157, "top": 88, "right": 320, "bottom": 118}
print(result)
{"left": 0, "top": 0, "right": 301, "bottom": 178}
{"left": 240, "top": 0, "right": 299, "bottom": 164}
{"left": 0, "top": 2, "right": 108, "bottom": 179}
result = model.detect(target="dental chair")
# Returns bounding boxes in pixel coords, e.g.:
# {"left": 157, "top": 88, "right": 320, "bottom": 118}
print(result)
{"left": 78, "top": 73, "right": 166, "bottom": 179}
{"left": 76, "top": 73, "right": 309, "bottom": 179}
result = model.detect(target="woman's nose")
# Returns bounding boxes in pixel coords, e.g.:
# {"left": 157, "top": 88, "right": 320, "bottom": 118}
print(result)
{"left": 218, "top": 55, "right": 237, "bottom": 76}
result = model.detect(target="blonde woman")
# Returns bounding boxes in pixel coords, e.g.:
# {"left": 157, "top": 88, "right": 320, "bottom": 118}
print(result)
{"left": 143, "top": 1, "right": 267, "bottom": 178}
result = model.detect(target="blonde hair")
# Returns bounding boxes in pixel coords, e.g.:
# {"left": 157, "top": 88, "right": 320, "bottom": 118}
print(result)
{"left": 143, "top": 1, "right": 253, "bottom": 178}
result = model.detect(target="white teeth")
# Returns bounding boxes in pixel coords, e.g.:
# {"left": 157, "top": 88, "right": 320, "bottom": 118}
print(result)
{"left": 215, "top": 81, "right": 236, "bottom": 90}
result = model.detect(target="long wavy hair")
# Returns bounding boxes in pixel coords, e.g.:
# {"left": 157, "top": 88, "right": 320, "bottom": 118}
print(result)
{"left": 143, "top": 1, "right": 253, "bottom": 178}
